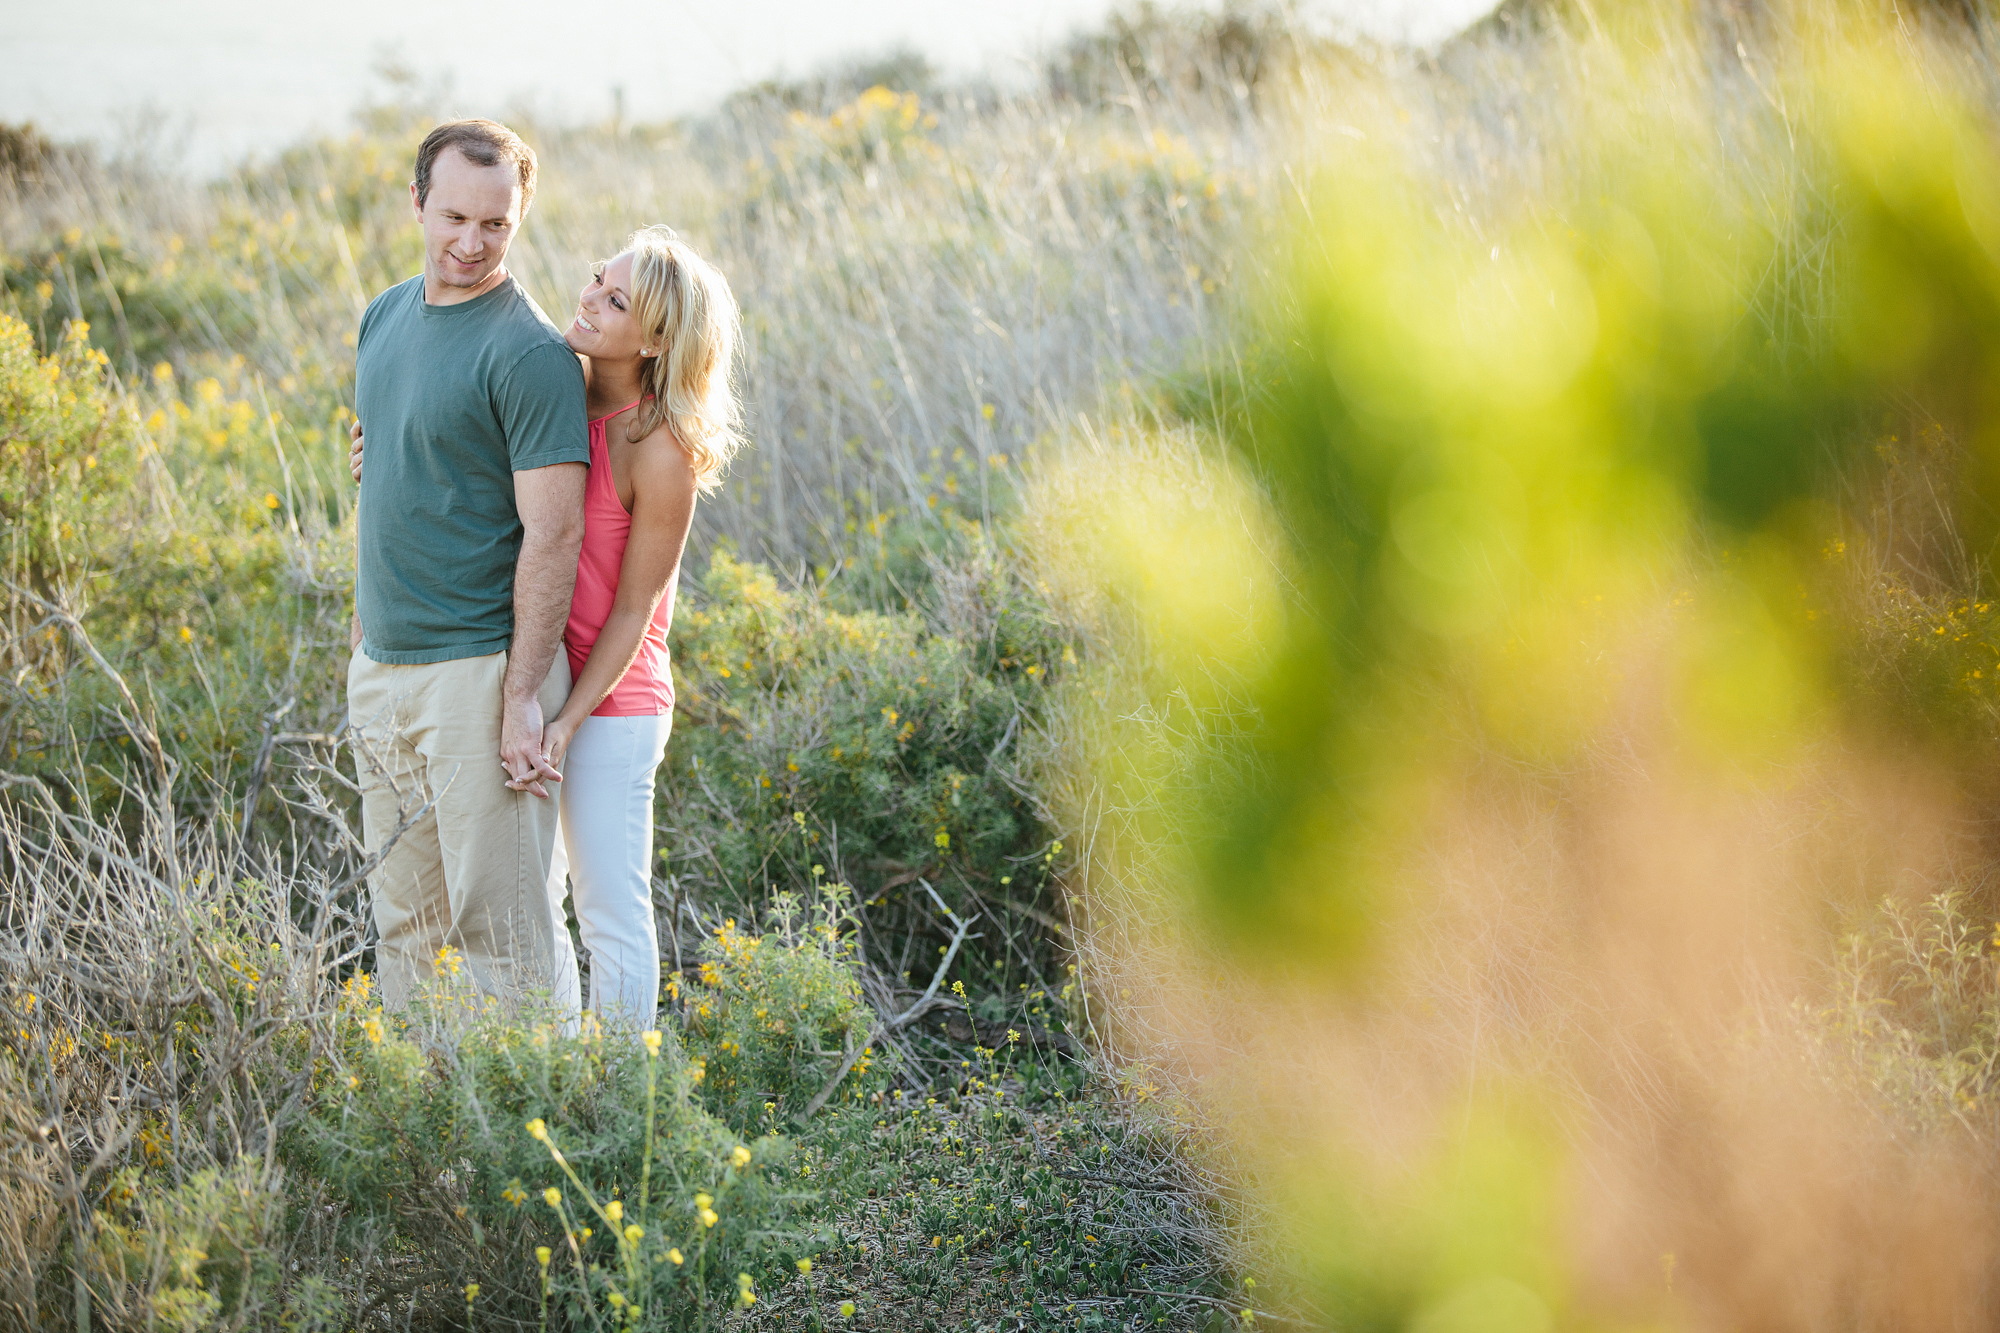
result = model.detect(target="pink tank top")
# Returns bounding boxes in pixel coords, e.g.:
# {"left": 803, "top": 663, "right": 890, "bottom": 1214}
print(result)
{"left": 564, "top": 399, "right": 676, "bottom": 716}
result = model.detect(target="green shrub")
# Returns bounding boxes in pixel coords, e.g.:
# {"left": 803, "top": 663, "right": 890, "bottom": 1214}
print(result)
{"left": 291, "top": 961, "right": 792, "bottom": 1330}
{"left": 680, "top": 890, "right": 882, "bottom": 1128}
{"left": 0, "top": 310, "right": 351, "bottom": 829}
{"left": 91, "top": 1160, "right": 285, "bottom": 1333}
{"left": 3, "top": 233, "right": 262, "bottom": 372}
{"left": 0, "top": 315, "right": 146, "bottom": 603}
{"left": 663, "top": 544, "right": 1070, "bottom": 989}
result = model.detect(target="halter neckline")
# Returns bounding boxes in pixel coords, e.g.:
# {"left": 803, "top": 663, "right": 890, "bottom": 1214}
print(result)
{"left": 588, "top": 397, "right": 645, "bottom": 426}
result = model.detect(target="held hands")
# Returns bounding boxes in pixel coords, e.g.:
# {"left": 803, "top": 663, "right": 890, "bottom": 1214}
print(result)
{"left": 349, "top": 418, "right": 364, "bottom": 482}
{"left": 509, "top": 713, "right": 578, "bottom": 796}
{"left": 499, "top": 694, "right": 565, "bottom": 799}
{"left": 540, "top": 713, "right": 578, "bottom": 771}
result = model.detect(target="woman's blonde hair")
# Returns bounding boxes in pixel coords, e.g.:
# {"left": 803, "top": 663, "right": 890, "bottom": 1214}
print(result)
{"left": 618, "top": 225, "right": 743, "bottom": 493}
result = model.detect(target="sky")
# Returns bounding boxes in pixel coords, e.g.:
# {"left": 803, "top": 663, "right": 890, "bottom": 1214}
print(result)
{"left": 1, "top": 0, "right": 1498, "bottom": 171}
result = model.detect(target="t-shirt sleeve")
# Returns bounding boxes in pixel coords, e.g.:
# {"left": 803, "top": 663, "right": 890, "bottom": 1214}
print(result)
{"left": 355, "top": 276, "right": 412, "bottom": 357}
{"left": 356, "top": 290, "right": 384, "bottom": 355}
{"left": 495, "top": 340, "right": 590, "bottom": 472}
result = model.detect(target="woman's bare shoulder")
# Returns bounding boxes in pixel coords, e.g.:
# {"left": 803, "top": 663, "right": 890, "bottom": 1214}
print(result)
{"left": 628, "top": 415, "right": 698, "bottom": 495}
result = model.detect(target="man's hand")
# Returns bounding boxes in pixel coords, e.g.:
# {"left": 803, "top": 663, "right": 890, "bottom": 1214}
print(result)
{"left": 500, "top": 694, "right": 563, "bottom": 799}
{"left": 349, "top": 418, "right": 364, "bottom": 482}
{"left": 350, "top": 613, "right": 363, "bottom": 652}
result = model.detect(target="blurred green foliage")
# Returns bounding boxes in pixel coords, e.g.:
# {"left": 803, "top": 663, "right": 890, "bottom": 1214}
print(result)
{"left": 1184, "top": 41, "right": 2000, "bottom": 970}
{"left": 1008, "top": 16, "right": 2000, "bottom": 1332}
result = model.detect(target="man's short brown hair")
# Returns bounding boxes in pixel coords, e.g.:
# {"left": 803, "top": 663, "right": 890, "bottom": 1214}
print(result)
{"left": 414, "top": 119, "right": 537, "bottom": 212}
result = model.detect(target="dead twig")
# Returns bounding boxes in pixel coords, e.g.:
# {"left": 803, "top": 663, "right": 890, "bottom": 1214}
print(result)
{"left": 803, "top": 880, "right": 980, "bottom": 1117}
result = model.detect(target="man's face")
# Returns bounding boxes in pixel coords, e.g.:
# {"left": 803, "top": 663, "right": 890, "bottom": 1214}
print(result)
{"left": 412, "top": 147, "right": 524, "bottom": 291}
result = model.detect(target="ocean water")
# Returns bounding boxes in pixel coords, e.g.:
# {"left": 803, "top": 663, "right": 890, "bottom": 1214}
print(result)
{"left": 0, "top": 0, "right": 1494, "bottom": 172}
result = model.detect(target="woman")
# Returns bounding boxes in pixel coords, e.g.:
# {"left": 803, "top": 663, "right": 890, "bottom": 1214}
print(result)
{"left": 354, "top": 224, "right": 741, "bottom": 1025}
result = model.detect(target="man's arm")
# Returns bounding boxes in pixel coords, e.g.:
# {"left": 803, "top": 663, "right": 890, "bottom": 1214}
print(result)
{"left": 500, "top": 462, "right": 587, "bottom": 797}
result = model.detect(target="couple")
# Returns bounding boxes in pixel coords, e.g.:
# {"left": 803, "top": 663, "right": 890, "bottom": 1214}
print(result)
{"left": 346, "top": 118, "right": 737, "bottom": 1028}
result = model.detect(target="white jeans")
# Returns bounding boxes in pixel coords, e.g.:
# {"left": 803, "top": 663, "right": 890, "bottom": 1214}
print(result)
{"left": 547, "top": 712, "right": 672, "bottom": 1027}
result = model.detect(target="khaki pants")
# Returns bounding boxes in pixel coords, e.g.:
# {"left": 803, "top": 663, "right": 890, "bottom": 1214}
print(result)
{"left": 347, "top": 649, "right": 570, "bottom": 1011}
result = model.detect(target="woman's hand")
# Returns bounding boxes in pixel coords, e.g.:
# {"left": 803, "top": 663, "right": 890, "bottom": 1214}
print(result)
{"left": 543, "top": 713, "right": 579, "bottom": 769}
{"left": 349, "top": 418, "right": 364, "bottom": 482}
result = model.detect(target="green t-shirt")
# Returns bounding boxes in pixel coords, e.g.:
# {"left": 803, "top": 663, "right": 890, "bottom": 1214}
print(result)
{"left": 352, "top": 273, "right": 588, "bottom": 665}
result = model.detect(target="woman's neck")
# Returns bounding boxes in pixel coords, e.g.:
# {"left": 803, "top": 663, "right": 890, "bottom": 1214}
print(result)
{"left": 588, "top": 355, "right": 647, "bottom": 413}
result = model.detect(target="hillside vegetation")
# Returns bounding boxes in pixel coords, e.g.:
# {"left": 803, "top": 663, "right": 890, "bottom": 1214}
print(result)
{"left": 0, "top": 9, "right": 1292, "bottom": 1331}
{"left": 10, "top": 2, "right": 2000, "bottom": 1331}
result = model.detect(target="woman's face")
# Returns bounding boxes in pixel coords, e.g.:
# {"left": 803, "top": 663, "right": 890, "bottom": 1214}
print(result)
{"left": 565, "top": 251, "right": 649, "bottom": 362}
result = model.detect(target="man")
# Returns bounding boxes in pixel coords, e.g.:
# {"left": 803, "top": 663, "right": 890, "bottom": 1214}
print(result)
{"left": 348, "top": 118, "right": 587, "bottom": 1010}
